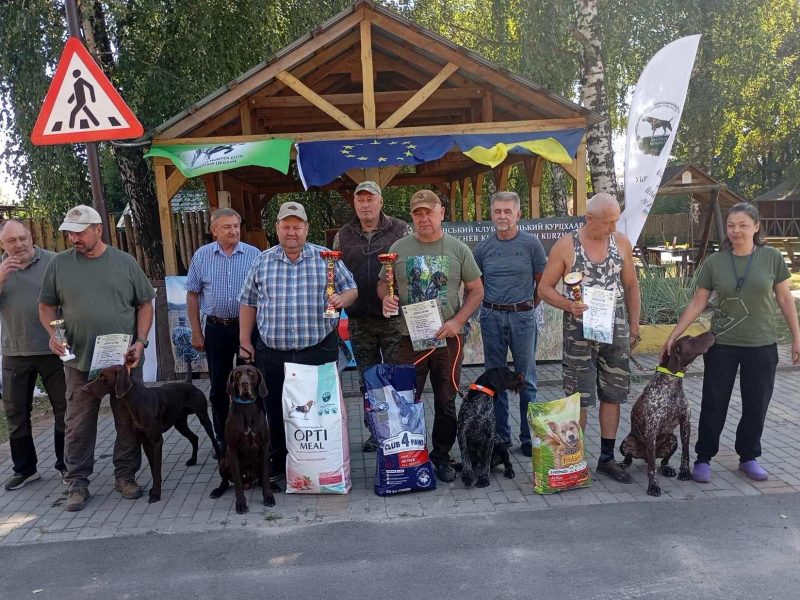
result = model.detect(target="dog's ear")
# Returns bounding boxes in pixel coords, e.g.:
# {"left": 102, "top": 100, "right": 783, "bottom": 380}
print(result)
{"left": 547, "top": 421, "right": 559, "bottom": 435}
{"left": 114, "top": 366, "right": 133, "bottom": 398}
{"left": 256, "top": 369, "right": 268, "bottom": 400}
{"left": 227, "top": 370, "right": 236, "bottom": 399}
{"left": 569, "top": 420, "right": 581, "bottom": 432}
{"left": 668, "top": 336, "right": 687, "bottom": 372}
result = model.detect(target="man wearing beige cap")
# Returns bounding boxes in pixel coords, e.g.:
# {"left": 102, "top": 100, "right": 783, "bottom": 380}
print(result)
{"left": 333, "top": 181, "right": 410, "bottom": 452}
{"left": 38, "top": 204, "right": 156, "bottom": 511}
{"left": 239, "top": 201, "right": 357, "bottom": 480}
{"left": 379, "top": 190, "right": 483, "bottom": 483}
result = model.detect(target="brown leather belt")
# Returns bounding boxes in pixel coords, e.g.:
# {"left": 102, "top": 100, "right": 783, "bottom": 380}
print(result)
{"left": 207, "top": 315, "right": 239, "bottom": 326}
{"left": 483, "top": 300, "right": 534, "bottom": 312}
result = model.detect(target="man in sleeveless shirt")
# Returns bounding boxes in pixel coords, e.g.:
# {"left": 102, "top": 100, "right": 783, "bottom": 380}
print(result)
{"left": 538, "top": 193, "right": 641, "bottom": 483}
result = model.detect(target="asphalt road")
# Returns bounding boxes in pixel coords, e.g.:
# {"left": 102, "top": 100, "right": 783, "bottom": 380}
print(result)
{"left": 2, "top": 493, "right": 798, "bottom": 600}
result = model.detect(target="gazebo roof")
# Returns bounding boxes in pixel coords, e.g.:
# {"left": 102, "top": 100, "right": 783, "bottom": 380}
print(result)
{"left": 659, "top": 164, "right": 745, "bottom": 210}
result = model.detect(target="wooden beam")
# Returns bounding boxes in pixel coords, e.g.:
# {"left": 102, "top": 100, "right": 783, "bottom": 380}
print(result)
{"left": 204, "top": 174, "right": 219, "bottom": 211}
{"left": 364, "top": 167, "right": 380, "bottom": 182}
{"left": 524, "top": 158, "right": 544, "bottom": 218}
{"left": 378, "top": 166, "right": 402, "bottom": 188}
{"left": 360, "top": 21, "right": 376, "bottom": 129}
{"left": 239, "top": 100, "right": 252, "bottom": 135}
{"left": 155, "top": 117, "right": 586, "bottom": 146}
{"left": 460, "top": 178, "right": 470, "bottom": 221}
{"left": 658, "top": 183, "right": 728, "bottom": 196}
{"left": 275, "top": 70, "right": 363, "bottom": 130}
{"left": 574, "top": 136, "right": 587, "bottom": 214}
{"left": 472, "top": 173, "right": 485, "bottom": 220}
{"left": 166, "top": 168, "right": 187, "bottom": 201}
{"left": 493, "top": 164, "right": 510, "bottom": 191}
{"left": 250, "top": 87, "right": 483, "bottom": 109}
{"left": 481, "top": 88, "right": 493, "bottom": 122}
{"left": 448, "top": 181, "right": 458, "bottom": 220}
{"left": 154, "top": 164, "right": 178, "bottom": 275}
{"left": 378, "top": 62, "right": 459, "bottom": 129}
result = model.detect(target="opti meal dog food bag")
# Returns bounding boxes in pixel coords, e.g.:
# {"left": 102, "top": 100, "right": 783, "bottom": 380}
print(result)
{"left": 527, "top": 393, "right": 591, "bottom": 494}
{"left": 364, "top": 364, "right": 436, "bottom": 496}
{"left": 283, "top": 361, "right": 351, "bottom": 494}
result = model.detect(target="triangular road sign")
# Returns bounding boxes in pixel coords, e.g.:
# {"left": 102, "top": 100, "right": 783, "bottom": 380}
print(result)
{"left": 31, "top": 37, "right": 143, "bottom": 145}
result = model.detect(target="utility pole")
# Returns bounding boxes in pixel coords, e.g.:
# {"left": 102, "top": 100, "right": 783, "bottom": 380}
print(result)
{"left": 64, "top": 0, "right": 110, "bottom": 242}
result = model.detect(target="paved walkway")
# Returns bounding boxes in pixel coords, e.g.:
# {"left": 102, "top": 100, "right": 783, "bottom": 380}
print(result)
{"left": 2, "top": 347, "right": 799, "bottom": 545}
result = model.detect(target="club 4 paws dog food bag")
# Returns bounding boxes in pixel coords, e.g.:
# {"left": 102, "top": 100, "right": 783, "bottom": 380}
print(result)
{"left": 364, "top": 364, "right": 436, "bottom": 496}
{"left": 283, "top": 362, "right": 351, "bottom": 494}
{"left": 527, "top": 393, "right": 591, "bottom": 494}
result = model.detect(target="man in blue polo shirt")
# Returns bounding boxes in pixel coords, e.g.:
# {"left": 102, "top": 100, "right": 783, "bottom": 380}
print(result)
{"left": 186, "top": 208, "right": 260, "bottom": 451}
{"left": 473, "top": 191, "right": 547, "bottom": 457}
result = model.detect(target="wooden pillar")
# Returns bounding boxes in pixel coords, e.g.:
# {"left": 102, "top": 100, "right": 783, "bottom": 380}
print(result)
{"left": 360, "top": 20, "right": 376, "bottom": 129}
{"left": 239, "top": 100, "right": 252, "bottom": 135}
{"left": 154, "top": 163, "right": 178, "bottom": 275}
{"left": 472, "top": 173, "right": 485, "bottom": 220}
{"left": 204, "top": 174, "right": 219, "bottom": 211}
{"left": 711, "top": 189, "right": 725, "bottom": 243}
{"left": 448, "top": 181, "right": 458, "bottom": 221}
{"left": 460, "top": 178, "right": 471, "bottom": 221}
{"left": 524, "top": 158, "right": 544, "bottom": 218}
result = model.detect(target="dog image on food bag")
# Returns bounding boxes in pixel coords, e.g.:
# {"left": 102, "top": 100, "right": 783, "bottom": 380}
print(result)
{"left": 528, "top": 393, "right": 591, "bottom": 494}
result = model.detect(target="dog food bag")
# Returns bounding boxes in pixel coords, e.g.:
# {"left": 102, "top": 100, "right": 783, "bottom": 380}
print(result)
{"left": 527, "top": 392, "right": 591, "bottom": 494}
{"left": 364, "top": 364, "right": 437, "bottom": 496}
{"left": 283, "top": 361, "right": 351, "bottom": 494}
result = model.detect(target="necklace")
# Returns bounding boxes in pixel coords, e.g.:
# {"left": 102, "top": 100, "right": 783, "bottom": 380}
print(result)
{"left": 729, "top": 247, "right": 756, "bottom": 292}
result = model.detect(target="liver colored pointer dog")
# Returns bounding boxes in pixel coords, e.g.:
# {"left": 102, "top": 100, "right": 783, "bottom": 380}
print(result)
{"left": 457, "top": 367, "right": 525, "bottom": 488}
{"left": 83, "top": 365, "right": 221, "bottom": 503}
{"left": 209, "top": 365, "right": 275, "bottom": 513}
{"left": 620, "top": 331, "right": 715, "bottom": 496}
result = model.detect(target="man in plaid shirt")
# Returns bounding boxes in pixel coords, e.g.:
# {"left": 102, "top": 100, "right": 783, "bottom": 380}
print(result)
{"left": 239, "top": 202, "right": 357, "bottom": 479}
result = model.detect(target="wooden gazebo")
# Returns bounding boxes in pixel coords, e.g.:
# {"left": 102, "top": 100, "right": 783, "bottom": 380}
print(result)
{"left": 145, "top": 0, "right": 600, "bottom": 275}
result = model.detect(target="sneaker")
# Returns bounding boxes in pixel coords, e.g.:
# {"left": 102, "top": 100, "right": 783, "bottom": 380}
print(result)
{"left": 520, "top": 442, "right": 532, "bottom": 458}
{"left": 595, "top": 458, "right": 633, "bottom": 483}
{"left": 362, "top": 435, "right": 380, "bottom": 452}
{"left": 692, "top": 462, "right": 712, "bottom": 483}
{"left": 64, "top": 488, "right": 91, "bottom": 512}
{"left": 739, "top": 460, "right": 768, "bottom": 481}
{"left": 114, "top": 480, "right": 144, "bottom": 499}
{"left": 3, "top": 472, "right": 40, "bottom": 491}
{"left": 434, "top": 461, "right": 456, "bottom": 483}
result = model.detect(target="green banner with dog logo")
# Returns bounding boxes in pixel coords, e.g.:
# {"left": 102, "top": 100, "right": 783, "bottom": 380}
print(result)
{"left": 145, "top": 139, "right": 293, "bottom": 178}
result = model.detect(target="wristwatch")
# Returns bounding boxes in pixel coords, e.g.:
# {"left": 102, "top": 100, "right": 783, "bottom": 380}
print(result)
{"left": 135, "top": 337, "right": 149, "bottom": 348}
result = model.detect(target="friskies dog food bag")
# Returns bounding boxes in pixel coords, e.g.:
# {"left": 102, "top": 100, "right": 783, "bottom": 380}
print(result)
{"left": 283, "top": 361, "right": 351, "bottom": 494}
{"left": 527, "top": 393, "right": 591, "bottom": 494}
{"left": 364, "top": 364, "right": 436, "bottom": 496}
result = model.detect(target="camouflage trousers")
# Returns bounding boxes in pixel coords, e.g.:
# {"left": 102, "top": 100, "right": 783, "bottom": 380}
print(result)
{"left": 562, "top": 308, "right": 631, "bottom": 408}
{"left": 348, "top": 315, "right": 403, "bottom": 391}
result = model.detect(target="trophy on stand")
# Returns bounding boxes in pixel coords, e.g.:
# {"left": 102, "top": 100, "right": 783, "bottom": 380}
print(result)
{"left": 378, "top": 253, "right": 399, "bottom": 317}
{"left": 563, "top": 271, "right": 584, "bottom": 321}
{"left": 50, "top": 319, "right": 76, "bottom": 361}
{"left": 320, "top": 250, "right": 343, "bottom": 319}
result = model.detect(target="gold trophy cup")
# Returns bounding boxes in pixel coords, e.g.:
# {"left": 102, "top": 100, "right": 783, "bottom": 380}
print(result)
{"left": 378, "top": 253, "right": 399, "bottom": 317}
{"left": 563, "top": 271, "right": 585, "bottom": 321}
{"left": 50, "top": 319, "right": 76, "bottom": 361}
{"left": 320, "top": 250, "right": 343, "bottom": 319}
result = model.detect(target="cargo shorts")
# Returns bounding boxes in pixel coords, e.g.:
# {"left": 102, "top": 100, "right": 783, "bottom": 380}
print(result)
{"left": 562, "top": 308, "right": 631, "bottom": 408}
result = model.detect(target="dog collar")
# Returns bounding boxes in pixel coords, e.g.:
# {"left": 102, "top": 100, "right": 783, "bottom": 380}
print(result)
{"left": 656, "top": 366, "right": 684, "bottom": 378}
{"left": 233, "top": 396, "right": 257, "bottom": 404}
{"left": 469, "top": 383, "right": 495, "bottom": 397}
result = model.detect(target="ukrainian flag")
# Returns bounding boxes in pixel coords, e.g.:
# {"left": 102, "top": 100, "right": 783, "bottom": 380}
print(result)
{"left": 454, "top": 129, "right": 583, "bottom": 168}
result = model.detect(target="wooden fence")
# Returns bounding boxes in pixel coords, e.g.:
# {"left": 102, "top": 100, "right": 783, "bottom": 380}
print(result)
{"left": 639, "top": 213, "right": 692, "bottom": 244}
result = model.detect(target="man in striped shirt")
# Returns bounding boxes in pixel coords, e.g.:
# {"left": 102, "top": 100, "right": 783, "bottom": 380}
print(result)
{"left": 186, "top": 208, "right": 261, "bottom": 451}
{"left": 239, "top": 202, "right": 357, "bottom": 479}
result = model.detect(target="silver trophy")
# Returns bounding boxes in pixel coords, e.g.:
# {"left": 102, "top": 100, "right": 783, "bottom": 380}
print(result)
{"left": 50, "top": 319, "right": 76, "bottom": 361}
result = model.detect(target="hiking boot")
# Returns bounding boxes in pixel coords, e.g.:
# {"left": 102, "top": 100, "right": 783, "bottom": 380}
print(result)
{"left": 521, "top": 442, "right": 533, "bottom": 458}
{"left": 596, "top": 458, "right": 633, "bottom": 483}
{"left": 434, "top": 461, "right": 456, "bottom": 483}
{"left": 114, "top": 480, "right": 144, "bottom": 499}
{"left": 64, "top": 488, "right": 90, "bottom": 512}
{"left": 3, "top": 472, "right": 40, "bottom": 491}
{"left": 362, "top": 434, "right": 380, "bottom": 452}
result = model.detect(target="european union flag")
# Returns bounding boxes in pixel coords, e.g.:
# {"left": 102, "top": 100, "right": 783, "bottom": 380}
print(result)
{"left": 297, "top": 136, "right": 454, "bottom": 188}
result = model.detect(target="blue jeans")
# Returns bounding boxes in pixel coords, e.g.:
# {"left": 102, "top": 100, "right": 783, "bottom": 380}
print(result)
{"left": 480, "top": 306, "right": 539, "bottom": 445}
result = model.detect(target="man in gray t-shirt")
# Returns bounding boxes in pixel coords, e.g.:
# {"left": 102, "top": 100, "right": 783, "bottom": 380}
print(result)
{"left": 473, "top": 191, "right": 547, "bottom": 457}
{"left": 0, "top": 219, "right": 67, "bottom": 491}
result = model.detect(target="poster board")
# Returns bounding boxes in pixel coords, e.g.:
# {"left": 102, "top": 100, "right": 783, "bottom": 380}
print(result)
{"left": 165, "top": 276, "right": 209, "bottom": 375}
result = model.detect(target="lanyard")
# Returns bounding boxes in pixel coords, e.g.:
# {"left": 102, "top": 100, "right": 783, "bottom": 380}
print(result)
{"left": 729, "top": 247, "right": 756, "bottom": 292}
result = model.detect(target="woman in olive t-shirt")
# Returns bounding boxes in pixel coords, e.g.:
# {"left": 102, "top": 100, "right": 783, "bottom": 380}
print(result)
{"left": 662, "top": 202, "right": 800, "bottom": 483}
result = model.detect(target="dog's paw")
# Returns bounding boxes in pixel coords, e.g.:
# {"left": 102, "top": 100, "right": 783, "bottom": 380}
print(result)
{"left": 148, "top": 492, "right": 161, "bottom": 504}
{"left": 235, "top": 498, "right": 249, "bottom": 514}
{"left": 263, "top": 494, "right": 276, "bottom": 508}
{"left": 213, "top": 449, "right": 225, "bottom": 460}
{"left": 646, "top": 482, "right": 662, "bottom": 497}
{"left": 503, "top": 466, "right": 515, "bottom": 479}
{"left": 475, "top": 475, "right": 491, "bottom": 488}
{"left": 659, "top": 465, "right": 677, "bottom": 478}
{"left": 622, "top": 456, "right": 633, "bottom": 468}
{"left": 461, "top": 473, "right": 474, "bottom": 487}
{"left": 185, "top": 457, "right": 197, "bottom": 467}
{"left": 677, "top": 468, "right": 692, "bottom": 481}
{"left": 209, "top": 488, "right": 224, "bottom": 499}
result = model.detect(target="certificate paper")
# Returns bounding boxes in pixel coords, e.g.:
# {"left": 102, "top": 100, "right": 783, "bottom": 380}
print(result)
{"left": 582, "top": 287, "right": 616, "bottom": 343}
{"left": 402, "top": 299, "right": 447, "bottom": 351}
{"left": 89, "top": 334, "right": 132, "bottom": 379}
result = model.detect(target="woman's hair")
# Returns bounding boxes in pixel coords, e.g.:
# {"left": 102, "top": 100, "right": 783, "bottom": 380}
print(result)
{"left": 722, "top": 202, "right": 764, "bottom": 249}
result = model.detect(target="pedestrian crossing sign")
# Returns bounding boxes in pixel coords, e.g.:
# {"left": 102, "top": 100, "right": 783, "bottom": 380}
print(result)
{"left": 31, "top": 37, "right": 143, "bottom": 145}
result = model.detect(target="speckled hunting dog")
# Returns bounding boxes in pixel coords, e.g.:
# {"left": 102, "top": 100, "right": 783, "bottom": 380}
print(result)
{"left": 620, "top": 331, "right": 716, "bottom": 497}
{"left": 457, "top": 367, "right": 525, "bottom": 488}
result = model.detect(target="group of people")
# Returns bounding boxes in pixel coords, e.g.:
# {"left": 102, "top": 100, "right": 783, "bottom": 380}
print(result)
{"left": 1, "top": 183, "right": 797, "bottom": 513}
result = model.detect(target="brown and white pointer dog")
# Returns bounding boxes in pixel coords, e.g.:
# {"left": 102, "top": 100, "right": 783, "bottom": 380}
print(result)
{"left": 620, "top": 331, "right": 715, "bottom": 497}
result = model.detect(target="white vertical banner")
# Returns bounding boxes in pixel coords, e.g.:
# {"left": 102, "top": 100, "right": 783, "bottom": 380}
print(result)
{"left": 618, "top": 35, "right": 701, "bottom": 243}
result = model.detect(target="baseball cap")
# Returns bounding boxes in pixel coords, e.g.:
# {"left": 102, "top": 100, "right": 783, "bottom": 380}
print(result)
{"left": 59, "top": 204, "right": 102, "bottom": 232}
{"left": 354, "top": 181, "right": 381, "bottom": 196}
{"left": 410, "top": 190, "right": 442, "bottom": 212}
{"left": 276, "top": 201, "right": 308, "bottom": 222}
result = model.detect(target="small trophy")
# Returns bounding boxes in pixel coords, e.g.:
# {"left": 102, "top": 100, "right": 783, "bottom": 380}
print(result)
{"left": 563, "top": 271, "right": 584, "bottom": 321}
{"left": 50, "top": 319, "right": 76, "bottom": 361}
{"left": 320, "top": 250, "right": 343, "bottom": 319}
{"left": 378, "top": 252, "right": 399, "bottom": 317}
